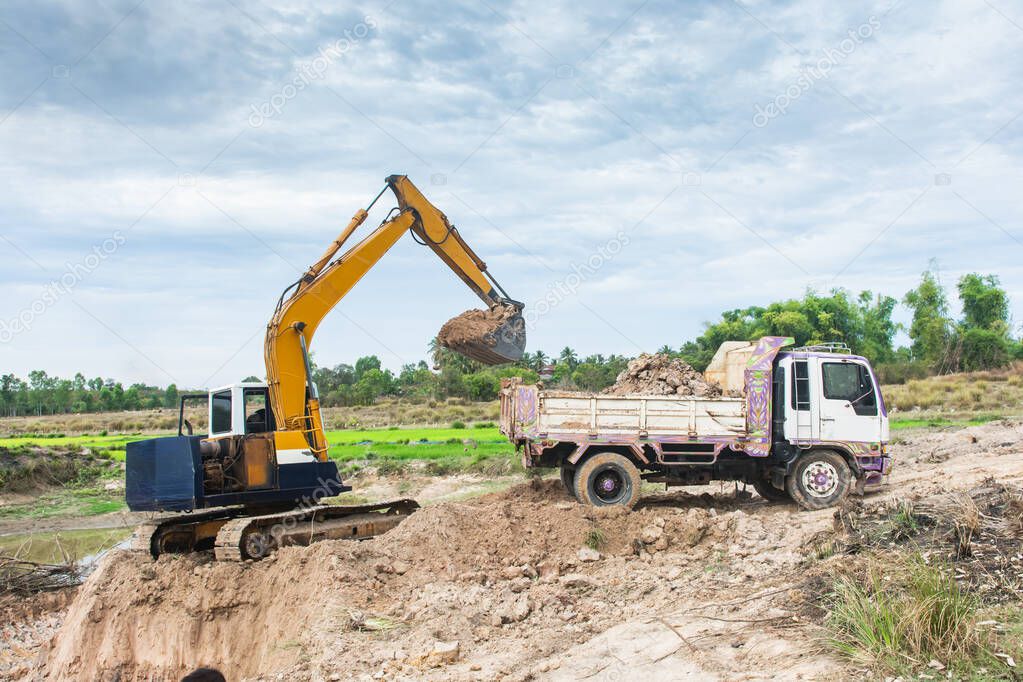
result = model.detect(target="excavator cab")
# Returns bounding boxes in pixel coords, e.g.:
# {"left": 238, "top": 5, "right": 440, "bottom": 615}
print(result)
{"left": 175, "top": 384, "right": 277, "bottom": 438}
{"left": 207, "top": 383, "right": 277, "bottom": 438}
{"left": 129, "top": 382, "right": 348, "bottom": 514}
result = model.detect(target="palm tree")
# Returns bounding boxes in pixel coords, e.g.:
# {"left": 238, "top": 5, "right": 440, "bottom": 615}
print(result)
{"left": 531, "top": 350, "right": 548, "bottom": 372}
{"left": 559, "top": 347, "right": 579, "bottom": 369}
{"left": 428, "top": 337, "right": 442, "bottom": 368}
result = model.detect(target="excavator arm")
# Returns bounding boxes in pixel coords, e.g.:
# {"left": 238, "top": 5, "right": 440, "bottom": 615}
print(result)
{"left": 264, "top": 175, "right": 525, "bottom": 459}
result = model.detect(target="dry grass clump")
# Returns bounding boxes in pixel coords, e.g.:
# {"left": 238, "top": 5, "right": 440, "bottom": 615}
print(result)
{"left": 825, "top": 482, "right": 1023, "bottom": 678}
{"left": 827, "top": 556, "right": 989, "bottom": 674}
{"left": 884, "top": 363, "right": 1023, "bottom": 413}
{"left": 322, "top": 400, "right": 499, "bottom": 430}
{"left": 1005, "top": 489, "right": 1023, "bottom": 536}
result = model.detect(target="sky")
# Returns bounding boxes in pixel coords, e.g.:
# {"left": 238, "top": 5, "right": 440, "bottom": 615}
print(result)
{"left": 1, "top": 0, "right": 1022, "bottom": 389}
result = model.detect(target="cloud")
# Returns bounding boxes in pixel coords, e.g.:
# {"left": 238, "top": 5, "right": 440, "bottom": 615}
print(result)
{"left": 1, "top": 0, "right": 1022, "bottom": 386}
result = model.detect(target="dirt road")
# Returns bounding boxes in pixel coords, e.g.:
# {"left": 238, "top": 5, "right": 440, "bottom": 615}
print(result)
{"left": 7, "top": 420, "right": 1023, "bottom": 681}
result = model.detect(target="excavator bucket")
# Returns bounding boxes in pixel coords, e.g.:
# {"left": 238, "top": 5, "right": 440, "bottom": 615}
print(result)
{"left": 438, "top": 305, "right": 526, "bottom": 365}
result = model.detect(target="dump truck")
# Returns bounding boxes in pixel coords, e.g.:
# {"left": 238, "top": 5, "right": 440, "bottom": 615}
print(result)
{"left": 499, "top": 337, "right": 891, "bottom": 510}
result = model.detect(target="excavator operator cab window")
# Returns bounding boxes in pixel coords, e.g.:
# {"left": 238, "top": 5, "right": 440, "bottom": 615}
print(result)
{"left": 244, "top": 387, "right": 275, "bottom": 434}
{"left": 210, "top": 390, "right": 232, "bottom": 435}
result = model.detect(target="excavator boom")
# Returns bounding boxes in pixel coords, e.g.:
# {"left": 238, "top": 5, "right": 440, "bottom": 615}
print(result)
{"left": 265, "top": 174, "right": 524, "bottom": 458}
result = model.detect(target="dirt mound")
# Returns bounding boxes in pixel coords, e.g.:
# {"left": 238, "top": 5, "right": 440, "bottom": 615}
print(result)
{"left": 373, "top": 479, "right": 722, "bottom": 572}
{"left": 604, "top": 354, "right": 723, "bottom": 397}
{"left": 41, "top": 480, "right": 752, "bottom": 681}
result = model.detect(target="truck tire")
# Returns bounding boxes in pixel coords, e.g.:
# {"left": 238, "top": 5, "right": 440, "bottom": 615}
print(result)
{"left": 573, "top": 452, "right": 641, "bottom": 508}
{"left": 560, "top": 464, "right": 577, "bottom": 500}
{"left": 752, "top": 477, "right": 790, "bottom": 502}
{"left": 786, "top": 450, "right": 852, "bottom": 510}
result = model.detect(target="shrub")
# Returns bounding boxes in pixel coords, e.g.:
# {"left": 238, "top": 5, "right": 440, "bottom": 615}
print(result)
{"left": 474, "top": 421, "right": 496, "bottom": 429}
{"left": 425, "top": 460, "right": 458, "bottom": 476}
{"left": 960, "top": 328, "right": 1010, "bottom": 371}
{"left": 374, "top": 459, "right": 407, "bottom": 476}
{"left": 875, "top": 361, "right": 929, "bottom": 385}
{"left": 450, "top": 421, "right": 466, "bottom": 429}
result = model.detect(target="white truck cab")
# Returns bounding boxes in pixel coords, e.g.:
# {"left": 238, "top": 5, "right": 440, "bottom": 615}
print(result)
{"left": 776, "top": 344, "right": 889, "bottom": 447}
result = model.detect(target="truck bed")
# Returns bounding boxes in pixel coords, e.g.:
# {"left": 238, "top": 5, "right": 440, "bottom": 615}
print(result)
{"left": 500, "top": 384, "right": 746, "bottom": 443}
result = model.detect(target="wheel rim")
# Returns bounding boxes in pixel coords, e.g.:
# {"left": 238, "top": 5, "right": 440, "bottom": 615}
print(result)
{"left": 802, "top": 461, "right": 839, "bottom": 498}
{"left": 591, "top": 467, "right": 627, "bottom": 504}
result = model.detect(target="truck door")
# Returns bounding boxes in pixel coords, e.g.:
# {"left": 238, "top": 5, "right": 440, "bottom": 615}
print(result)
{"left": 815, "top": 358, "right": 881, "bottom": 443}
{"left": 780, "top": 356, "right": 819, "bottom": 443}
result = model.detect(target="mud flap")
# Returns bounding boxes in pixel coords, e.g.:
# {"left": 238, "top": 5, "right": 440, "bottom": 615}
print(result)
{"left": 853, "top": 476, "right": 867, "bottom": 496}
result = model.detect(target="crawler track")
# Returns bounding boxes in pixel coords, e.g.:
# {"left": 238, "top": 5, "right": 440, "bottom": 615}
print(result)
{"left": 130, "top": 499, "right": 419, "bottom": 561}
{"left": 129, "top": 508, "right": 243, "bottom": 558}
{"left": 213, "top": 499, "right": 420, "bottom": 562}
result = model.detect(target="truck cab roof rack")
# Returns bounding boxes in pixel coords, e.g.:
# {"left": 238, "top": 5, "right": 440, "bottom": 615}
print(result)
{"left": 791, "top": 342, "right": 851, "bottom": 354}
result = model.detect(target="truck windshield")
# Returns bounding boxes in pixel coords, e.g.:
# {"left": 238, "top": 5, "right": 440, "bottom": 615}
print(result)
{"left": 822, "top": 362, "right": 877, "bottom": 416}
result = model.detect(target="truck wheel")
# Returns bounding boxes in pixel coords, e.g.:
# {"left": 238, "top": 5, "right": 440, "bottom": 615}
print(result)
{"left": 560, "top": 464, "right": 577, "bottom": 500}
{"left": 573, "top": 452, "right": 641, "bottom": 508}
{"left": 752, "top": 477, "right": 790, "bottom": 502}
{"left": 786, "top": 450, "right": 852, "bottom": 510}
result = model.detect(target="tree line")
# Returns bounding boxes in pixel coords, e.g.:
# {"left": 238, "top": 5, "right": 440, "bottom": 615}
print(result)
{"left": 2, "top": 267, "right": 1017, "bottom": 415}
{"left": 0, "top": 373, "right": 180, "bottom": 417}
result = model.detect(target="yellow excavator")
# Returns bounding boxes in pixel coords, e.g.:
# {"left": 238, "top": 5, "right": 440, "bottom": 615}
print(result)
{"left": 126, "top": 175, "right": 525, "bottom": 560}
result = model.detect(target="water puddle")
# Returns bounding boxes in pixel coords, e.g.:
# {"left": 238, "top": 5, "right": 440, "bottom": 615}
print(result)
{"left": 0, "top": 527, "right": 132, "bottom": 573}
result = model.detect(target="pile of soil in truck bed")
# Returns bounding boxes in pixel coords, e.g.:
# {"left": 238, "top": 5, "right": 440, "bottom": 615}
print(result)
{"left": 603, "top": 354, "right": 723, "bottom": 397}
